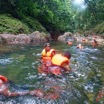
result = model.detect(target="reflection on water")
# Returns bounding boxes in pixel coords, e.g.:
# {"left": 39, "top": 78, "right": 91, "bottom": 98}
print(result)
{"left": 0, "top": 58, "right": 13, "bottom": 65}
{"left": 0, "top": 43, "right": 104, "bottom": 104}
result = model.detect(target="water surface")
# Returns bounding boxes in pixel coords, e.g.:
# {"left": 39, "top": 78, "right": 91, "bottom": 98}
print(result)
{"left": 0, "top": 42, "right": 104, "bottom": 104}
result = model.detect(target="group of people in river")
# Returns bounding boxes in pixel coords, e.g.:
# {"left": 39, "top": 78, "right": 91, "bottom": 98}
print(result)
{"left": 0, "top": 34, "right": 99, "bottom": 98}
{"left": 0, "top": 42, "right": 72, "bottom": 99}
{"left": 67, "top": 36, "right": 98, "bottom": 49}
{"left": 38, "top": 42, "right": 71, "bottom": 75}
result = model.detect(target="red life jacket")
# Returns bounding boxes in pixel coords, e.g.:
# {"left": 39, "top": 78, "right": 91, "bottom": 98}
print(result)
{"left": 0, "top": 75, "right": 8, "bottom": 83}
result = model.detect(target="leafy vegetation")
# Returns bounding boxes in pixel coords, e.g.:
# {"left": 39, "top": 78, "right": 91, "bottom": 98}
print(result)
{"left": 0, "top": 0, "right": 104, "bottom": 36}
{"left": 0, "top": 14, "right": 30, "bottom": 34}
{"left": 92, "top": 22, "right": 104, "bottom": 34}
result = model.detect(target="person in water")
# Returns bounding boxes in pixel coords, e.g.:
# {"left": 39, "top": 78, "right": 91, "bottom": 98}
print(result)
{"left": 0, "top": 75, "right": 43, "bottom": 97}
{"left": 49, "top": 51, "right": 71, "bottom": 75}
{"left": 66, "top": 41, "right": 73, "bottom": 46}
{"left": 0, "top": 75, "right": 28, "bottom": 97}
{"left": 38, "top": 43, "right": 56, "bottom": 74}
{"left": 92, "top": 39, "right": 98, "bottom": 48}
{"left": 76, "top": 43, "right": 84, "bottom": 49}
{"left": 38, "top": 51, "right": 71, "bottom": 75}
{"left": 0, "top": 75, "right": 64, "bottom": 100}
{"left": 41, "top": 42, "right": 56, "bottom": 61}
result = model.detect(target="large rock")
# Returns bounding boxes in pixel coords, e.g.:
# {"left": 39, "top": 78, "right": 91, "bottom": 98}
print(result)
{"left": 0, "top": 31, "right": 49, "bottom": 45}
{"left": 58, "top": 32, "right": 74, "bottom": 43}
{"left": 63, "top": 32, "right": 72, "bottom": 37}
{"left": 29, "top": 31, "right": 48, "bottom": 44}
{"left": 0, "top": 35, "right": 6, "bottom": 44}
{"left": 0, "top": 34, "right": 31, "bottom": 44}
{"left": 0, "top": 34, "right": 16, "bottom": 44}
{"left": 58, "top": 35, "right": 66, "bottom": 43}
{"left": 15, "top": 34, "right": 31, "bottom": 44}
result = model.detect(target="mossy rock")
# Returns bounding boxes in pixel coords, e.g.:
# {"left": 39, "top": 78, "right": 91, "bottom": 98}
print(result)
{"left": 0, "top": 14, "right": 30, "bottom": 34}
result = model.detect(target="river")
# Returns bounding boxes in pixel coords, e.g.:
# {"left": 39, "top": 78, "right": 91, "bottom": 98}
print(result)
{"left": 0, "top": 42, "right": 104, "bottom": 104}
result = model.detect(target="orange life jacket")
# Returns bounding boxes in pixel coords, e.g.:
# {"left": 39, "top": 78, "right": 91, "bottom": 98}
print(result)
{"left": 42, "top": 49, "right": 55, "bottom": 60}
{"left": 0, "top": 75, "right": 8, "bottom": 83}
{"left": 51, "top": 54, "right": 69, "bottom": 66}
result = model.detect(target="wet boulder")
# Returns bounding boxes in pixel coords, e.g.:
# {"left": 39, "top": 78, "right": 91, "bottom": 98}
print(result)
{"left": 0, "top": 34, "right": 31, "bottom": 44}
{"left": 29, "top": 31, "right": 49, "bottom": 44}
{"left": 58, "top": 32, "right": 73, "bottom": 43}
{"left": 0, "top": 31, "right": 49, "bottom": 45}
{"left": 15, "top": 34, "right": 31, "bottom": 44}
{"left": 0, "top": 34, "right": 16, "bottom": 44}
{"left": 0, "top": 35, "right": 7, "bottom": 44}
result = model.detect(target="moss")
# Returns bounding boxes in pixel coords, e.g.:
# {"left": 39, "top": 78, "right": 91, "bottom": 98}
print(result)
{"left": 0, "top": 14, "right": 47, "bottom": 35}
{"left": 0, "top": 14, "right": 30, "bottom": 34}
{"left": 21, "top": 16, "right": 47, "bottom": 33}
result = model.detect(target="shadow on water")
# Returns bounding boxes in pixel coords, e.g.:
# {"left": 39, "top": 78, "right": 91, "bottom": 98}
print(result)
{"left": 0, "top": 43, "right": 104, "bottom": 104}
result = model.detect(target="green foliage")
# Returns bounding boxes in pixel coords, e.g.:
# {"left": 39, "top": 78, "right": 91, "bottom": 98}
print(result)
{"left": 20, "top": 16, "right": 47, "bottom": 32}
{"left": 79, "top": 0, "right": 104, "bottom": 31}
{"left": 70, "top": 0, "right": 104, "bottom": 33}
{"left": 15, "top": 0, "right": 40, "bottom": 18}
{"left": 0, "top": 0, "right": 75, "bottom": 35}
{"left": 0, "top": 0, "right": 104, "bottom": 36}
{"left": 0, "top": 14, "right": 30, "bottom": 34}
{"left": 37, "top": 0, "right": 74, "bottom": 33}
{"left": 92, "top": 22, "right": 104, "bottom": 34}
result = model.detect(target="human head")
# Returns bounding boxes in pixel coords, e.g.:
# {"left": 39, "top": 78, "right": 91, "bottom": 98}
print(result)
{"left": 44, "top": 43, "right": 50, "bottom": 48}
{"left": 44, "top": 43, "right": 50, "bottom": 51}
{"left": 63, "top": 51, "right": 71, "bottom": 59}
{"left": 0, "top": 75, "right": 8, "bottom": 83}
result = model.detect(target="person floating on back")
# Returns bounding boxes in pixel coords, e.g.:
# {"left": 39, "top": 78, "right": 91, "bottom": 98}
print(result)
{"left": 0, "top": 75, "right": 44, "bottom": 98}
{"left": 0, "top": 75, "right": 29, "bottom": 97}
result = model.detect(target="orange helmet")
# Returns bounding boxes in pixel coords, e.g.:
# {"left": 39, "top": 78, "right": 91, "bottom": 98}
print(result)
{"left": 0, "top": 75, "right": 8, "bottom": 83}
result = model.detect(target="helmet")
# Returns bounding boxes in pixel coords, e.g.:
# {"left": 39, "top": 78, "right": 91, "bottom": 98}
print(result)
{"left": 0, "top": 75, "right": 8, "bottom": 83}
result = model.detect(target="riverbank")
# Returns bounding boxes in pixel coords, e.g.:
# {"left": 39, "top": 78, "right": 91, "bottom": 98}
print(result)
{"left": 0, "top": 31, "right": 104, "bottom": 46}
{"left": 58, "top": 32, "right": 104, "bottom": 46}
{"left": 0, "top": 31, "right": 49, "bottom": 45}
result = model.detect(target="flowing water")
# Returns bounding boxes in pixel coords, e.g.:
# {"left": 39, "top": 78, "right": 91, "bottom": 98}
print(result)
{"left": 0, "top": 42, "right": 104, "bottom": 104}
